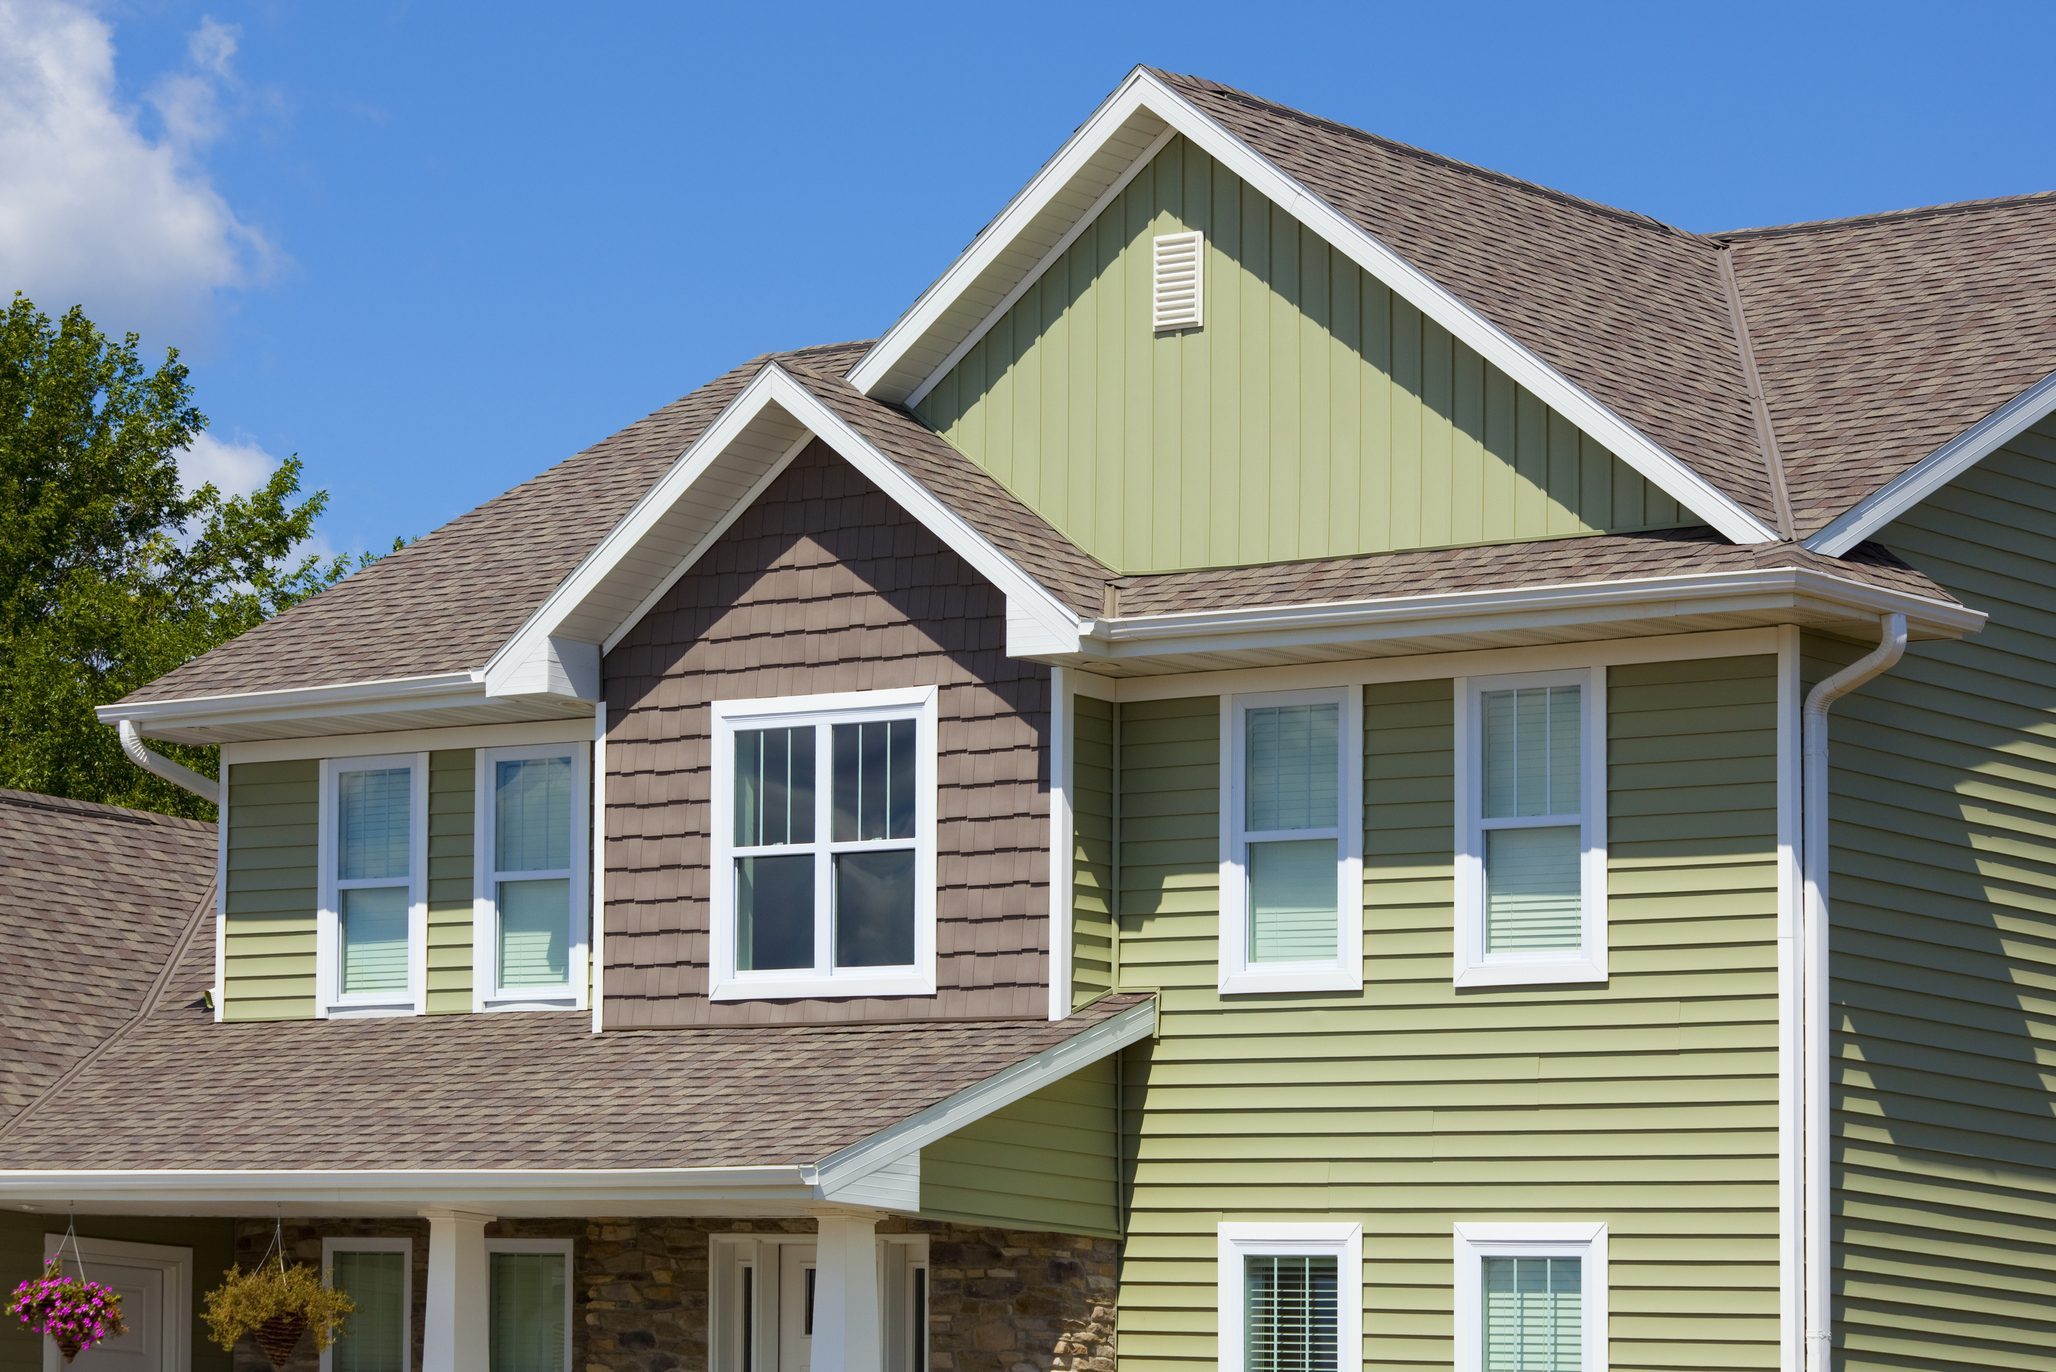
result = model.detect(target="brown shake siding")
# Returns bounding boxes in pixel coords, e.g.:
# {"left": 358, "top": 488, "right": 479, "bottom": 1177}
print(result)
{"left": 602, "top": 440, "right": 1051, "bottom": 1026}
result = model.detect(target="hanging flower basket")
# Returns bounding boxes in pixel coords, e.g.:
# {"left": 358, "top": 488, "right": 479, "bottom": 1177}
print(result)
{"left": 6, "top": 1258, "right": 129, "bottom": 1362}
{"left": 203, "top": 1260, "right": 353, "bottom": 1370}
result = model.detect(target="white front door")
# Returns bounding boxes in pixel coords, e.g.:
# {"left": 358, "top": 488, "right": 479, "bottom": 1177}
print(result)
{"left": 41, "top": 1237, "right": 189, "bottom": 1372}
{"left": 776, "top": 1244, "right": 816, "bottom": 1372}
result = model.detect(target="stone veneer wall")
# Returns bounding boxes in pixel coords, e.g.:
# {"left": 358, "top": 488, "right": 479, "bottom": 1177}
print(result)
{"left": 224, "top": 1217, "right": 1114, "bottom": 1372}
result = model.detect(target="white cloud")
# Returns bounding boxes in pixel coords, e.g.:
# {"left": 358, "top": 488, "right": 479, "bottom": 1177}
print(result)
{"left": 178, "top": 429, "right": 277, "bottom": 498}
{"left": 0, "top": 1, "right": 271, "bottom": 339}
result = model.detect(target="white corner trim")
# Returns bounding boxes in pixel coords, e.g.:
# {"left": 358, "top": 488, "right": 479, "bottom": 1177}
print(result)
{"left": 1774, "top": 624, "right": 1803, "bottom": 1372}
{"left": 1048, "top": 665, "right": 1075, "bottom": 1021}
{"left": 1216, "top": 1221, "right": 1363, "bottom": 1372}
{"left": 213, "top": 764, "right": 229, "bottom": 1022}
{"left": 852, "top": 67, "right": 1778, "bottom": 544}
{"left": 1808, "top": 369, "right": 2056, "bottom": 556}
{"left": 1452, "top": 1222, "right": 1609, "bottom": 1372}
{"left": 320, "top": 1237, "right": 413, "bottom": 1372}
{"left": 1452, "top": 669, "right": 1609, "bottom": 989}
{"left": 590, "top": 701, "right": 608, "bottom": 1034}
{"left": 811, "top": 995, "right": 1156, "bottom": 1197}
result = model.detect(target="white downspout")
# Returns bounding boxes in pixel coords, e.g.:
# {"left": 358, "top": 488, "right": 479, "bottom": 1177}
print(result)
{"left": 116, "top": 719, "right": 219, "bottom": 804}
{"left": 1799, "top": 612, "right": 1906, "bottom": 1372}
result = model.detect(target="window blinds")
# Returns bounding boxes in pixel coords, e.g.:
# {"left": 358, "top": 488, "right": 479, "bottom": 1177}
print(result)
{"left": 1244, "top": 1253, "right": 1340, "bottom": 1372}
{"left": 1244, "top": 703, "right": 1341, "bottom": 963}
{"left": 1479, "top": 686, "right": 1583, "bottom": 954}
{"left": 494, "top": 756, "right": 573, "bottom": 988}
{"left": 1481, "top": 1255, "right": 1582, "bottom": 1371}
{"left": 489, "top": 1251, "right": 567, "bottom": 1372}
{"left": 329, "top": 1250, "right": 406, "bottom": 1372}
{"left": 337, "top": 765, "right": 412, "bottom": 995}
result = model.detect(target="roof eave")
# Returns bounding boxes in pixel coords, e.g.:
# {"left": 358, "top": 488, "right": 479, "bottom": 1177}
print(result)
{"left": 97, "top": 672, "right": 594, "bottom": 747}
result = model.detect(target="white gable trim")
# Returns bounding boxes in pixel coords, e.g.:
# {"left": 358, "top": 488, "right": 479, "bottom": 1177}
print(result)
{"left": 852, "top": 67, "right": 1779, "bottom": 545}
{"left": 483, "top": 364, "right": 1083, "bottom": 698}
{"left": 1807, "top": 369, "right": 2056, "bottom": 556}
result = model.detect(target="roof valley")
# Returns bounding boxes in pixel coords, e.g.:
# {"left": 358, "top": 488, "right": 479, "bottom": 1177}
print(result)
{"left": 1716, "top": 244, "right": 1798, "bottom": 539}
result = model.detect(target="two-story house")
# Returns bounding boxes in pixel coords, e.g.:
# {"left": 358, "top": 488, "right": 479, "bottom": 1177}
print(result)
{"left": 2, "top": 67, "right": 2051, "bottom": 1372}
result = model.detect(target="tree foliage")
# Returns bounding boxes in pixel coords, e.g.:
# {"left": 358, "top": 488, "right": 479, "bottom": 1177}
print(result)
{"left": 0, "top": 293, "right": 376, "bottom": 818}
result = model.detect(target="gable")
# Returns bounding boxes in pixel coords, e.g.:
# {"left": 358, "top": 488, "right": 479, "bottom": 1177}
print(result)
{"left": 915, "top": 136, "right": 1691, "bottom": 575}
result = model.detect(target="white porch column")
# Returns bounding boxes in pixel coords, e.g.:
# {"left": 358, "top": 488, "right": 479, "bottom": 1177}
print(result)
{"left": 421, "top": 1208, "right": 493, "bottom": 1372}
{"left": 810, "top": 1211, "right": 881, "bottom": 1372}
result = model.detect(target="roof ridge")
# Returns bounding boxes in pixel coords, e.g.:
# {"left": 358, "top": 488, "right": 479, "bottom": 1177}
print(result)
{"left": 1149, "top": 68, "right": 1702, "bottom": 241}
{"left": 0, "top": 787, "right": 210, "bottom": 830}
{"left": 1715, "top": 188, "right": 2056, "bottom": 239}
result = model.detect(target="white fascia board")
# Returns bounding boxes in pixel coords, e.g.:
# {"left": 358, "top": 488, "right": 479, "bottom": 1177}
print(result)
{"left": 1076, "top": 567, "right": 1984, "bottom": 662}
{"left": 851, "top": 68, "right": 1779, "bottom": 545}
{"left": 811, "top": 996, "right": 1156, "bottom": 1198}
{"left": 488, "top": 365, "right": 1083, "bottom": 690}
{"left": 1807, "top": 370, "right": 2056, "bottom": 556}
{"left": 99, "top": 672, "right": 491, "bottom": 734}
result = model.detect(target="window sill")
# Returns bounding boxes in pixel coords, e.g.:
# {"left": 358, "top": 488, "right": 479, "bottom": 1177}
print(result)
{"left": 1218, "top": 964, "right": 1361, "bottom": 996}
{"left": 710, "top": 970, "right": 937, "bottom": 1001}
{"left": 322, "top": 999, "right": 419, "bottom": 1019}
{"left": 478, "top": 993, "right": 580, "bottom": 1013}
{"left": 1453, "top": 957, "right": 1607, "bottom": 989}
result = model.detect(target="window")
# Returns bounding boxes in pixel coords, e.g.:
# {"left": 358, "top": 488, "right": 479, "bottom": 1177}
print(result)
{"left": 487, "top": 1238, "right": 572, "bottom": 1372}
{"left": 1219, "top": 689, "right": 1363, "bottom": 994}
{"left": 322, "top": 1238, "right": 411, "bottom": 1372}
{"left": 474, "top": 744, "right": 590, "bottom": 1010}
{"left": 318, "top": 754, "right": 427, "bottom": 1015}
{"left": 1218, "top": 1223, "right": 1360, "bottom": 1372}
{"left": 1455, "top": 670, "right": 1606, "bottom": 987}
{"left": 708, "top": 1232, "right": 928, "bottom": 1371}
{"left": 1454, "top": 1224, "right": 1608, "bottom": 1372}
{"left": 709, "top": 687, "right": 939, "bottom": 999}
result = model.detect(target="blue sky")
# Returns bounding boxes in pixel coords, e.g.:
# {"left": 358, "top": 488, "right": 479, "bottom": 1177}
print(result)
{"left": 5, "top": 0, "right": 2053, "bottom": 558}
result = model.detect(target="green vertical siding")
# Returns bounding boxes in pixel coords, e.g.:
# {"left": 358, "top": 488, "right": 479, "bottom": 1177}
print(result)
{"left": 1824, "top": 419, "right": 2056, "bottom": 1369}
{"left": 222, "top": 758, "right": 318, "bottom": 1021}
{"left": 919, "top": 1058, "right": 1121, "bottom": 1238}
{"left": 917, "top": 136, "right": 1686, "bottom": 574}
{"left": 425, "top": 749, "right": 475, "bottom": 1014}
{"left": 0, "top": 1213, "right": 237, "bottom": 1371}
{"left": 1073, "top": 693, "right": 1117, "bottom": 1008}
{"left": 1110, "top": 663, "right": 1780, "bottom": 1370}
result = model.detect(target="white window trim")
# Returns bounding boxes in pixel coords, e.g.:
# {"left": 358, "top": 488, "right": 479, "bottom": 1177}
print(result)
{"left": 1453, "top": 1222, "right": 1609, "bottom": 1372}
{"left": 1219, "top": 687, "right": 1364, "bottom": 995}
{"left": 320, "top": 1237, "right": 412, "bottom": 1372}
{"left": 472, "top": 743, "right": 591, "bottom": 1012}
{"left": 709, "top": 685, "right": 940, "bottom": 1000}
{"left": 316, "top": 753, "right": 429, "bottom": 1018}
{"left": 1453, "top": 668, "right": 1608, "bottom": 988}
{"left": 485, "top": 1237, "right": 574, "bottom": 1372}
{"left": 1217, "top": 1221, "right": 1362, "bottom": 1372}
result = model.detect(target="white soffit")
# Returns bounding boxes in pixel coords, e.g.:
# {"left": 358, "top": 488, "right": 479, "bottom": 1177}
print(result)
{"left": 483, "top": 366, "right": 1083, "bottom": 697}
{"left": 849, "top": 67, "right": 1779, "bottom": 546}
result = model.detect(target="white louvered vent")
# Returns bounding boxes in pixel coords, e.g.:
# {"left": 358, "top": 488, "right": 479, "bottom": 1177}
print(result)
{"left": 1151, "top": 230, "right": 1204, "bottom": 332}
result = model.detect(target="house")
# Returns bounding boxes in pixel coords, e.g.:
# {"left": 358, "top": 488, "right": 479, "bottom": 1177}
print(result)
{"left": 1, "top": 64, "right": 2051, "bottom": 1372}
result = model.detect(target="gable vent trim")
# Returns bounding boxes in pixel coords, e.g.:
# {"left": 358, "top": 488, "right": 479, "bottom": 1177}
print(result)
{"left": 1151, "top": 230, "right": 1204, "bottom": 332}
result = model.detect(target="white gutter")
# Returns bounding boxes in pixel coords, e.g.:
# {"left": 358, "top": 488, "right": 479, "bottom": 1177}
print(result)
{"left": 117, "top": 719, "right": 219, "bottom": 804}
{"left": 1799, "top": 612, "right": 1906, "bottom": 1372}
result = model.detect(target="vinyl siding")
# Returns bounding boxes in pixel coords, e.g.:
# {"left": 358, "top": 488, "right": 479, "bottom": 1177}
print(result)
{"left": 1073, "top": 692, "right": 1117, "bottom": 1008}
{"left": 1824, "top": 419, "right": 2056, "bottom": 1369}
{"left": 919, "top": 1058, "right": 1122, "bottom": 1238}
{"left": 916, "top": 135, "right": 1685, "bottom": 575}
{"left": 1111, "top": 662, "right": 1780, "bottom": 1369}
{"left": 0, "top": 1213, "right": 237, "bottom": 1371}
{"left": 425, "top": 748, "right": 475, "bottom": 1014}
{"left": 221, "top": 758, "right": 318, "bottom": 1021}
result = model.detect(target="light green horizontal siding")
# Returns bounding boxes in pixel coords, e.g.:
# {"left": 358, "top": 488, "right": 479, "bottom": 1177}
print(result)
{"left": 1073, "top": 692, "right": 1117, "bottom": 1008}
{"left": 920, "top": 1058, "right": 1121, "bottom": 1238}
{"left": 1111, "top": 664, "right": 1779, "bottom": 1369}
{"left": 1824, "top": 419, "right": 2056, "bottom": 1369}
{"left": 917, "top": 135, "right": 1685, "bottom": 574}
{"left": 425, "top": 749, "right": 475, "bottom": 1014}
{"left": 223, "top": 758, "right": 318, "bottom": 1021}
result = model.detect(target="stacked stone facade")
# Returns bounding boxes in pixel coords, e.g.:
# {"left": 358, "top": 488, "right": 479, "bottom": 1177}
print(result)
{"left": 223, "top": 1217, "right": 1116, "bottom": 1371}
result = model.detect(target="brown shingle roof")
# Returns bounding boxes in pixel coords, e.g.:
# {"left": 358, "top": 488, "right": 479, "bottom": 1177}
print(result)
{"left": 0, "top": 987, "right": 1151, "bottom": 1171}
{"left": 0, "top": 791, "right": 215, "bottom": 1124}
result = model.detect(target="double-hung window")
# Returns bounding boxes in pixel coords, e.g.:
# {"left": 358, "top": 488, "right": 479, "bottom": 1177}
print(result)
{"left": 1217, "top": 1223, "right": 1361, "bottom": 1372}
{"left": 709, "top": 686, "right": 939, "bottom": 1000}
{"left": 1454, "top": 1224, "right": 1608, "bottom": 1372}
{"left": 474, "top": 743, "right": 590, "bottom": 1010}
{"left": 321, "top": 1238, "right": 411, "bottom": 1372}
{"left": 487, "top": 1238, "right": 573, "bottom": 1372}
{"left": 1455, "top": 670, "right": 1606, "bottom": 987}
{"left": 1220, "top": 688, "right": 1363, "bottom": 995}
{"left": 318, "top": 754, "right": 427, "bottom": 1015}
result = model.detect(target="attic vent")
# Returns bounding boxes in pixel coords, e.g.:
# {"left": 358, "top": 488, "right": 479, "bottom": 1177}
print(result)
{"left": 1151, "top": 230, "right": 1204, "bottom": 332}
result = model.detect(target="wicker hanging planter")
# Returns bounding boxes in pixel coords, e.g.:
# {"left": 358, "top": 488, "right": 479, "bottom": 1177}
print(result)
{"left": 253, "top": 1312, "right": 309, "bottom": 1366}
{"left": 53, "top": 1334, "right": 82, "bottom": 1362}
{"left": 202, "top": 1246, "right": 352, "bottom": 1367}
{"left": 7, "top": 1253, "right": 129, "bottom": 1362}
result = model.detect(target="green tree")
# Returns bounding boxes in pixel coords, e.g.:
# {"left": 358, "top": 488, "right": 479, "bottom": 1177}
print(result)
{"left": 0, "top": 293, "right": 374, "bottom": 818}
